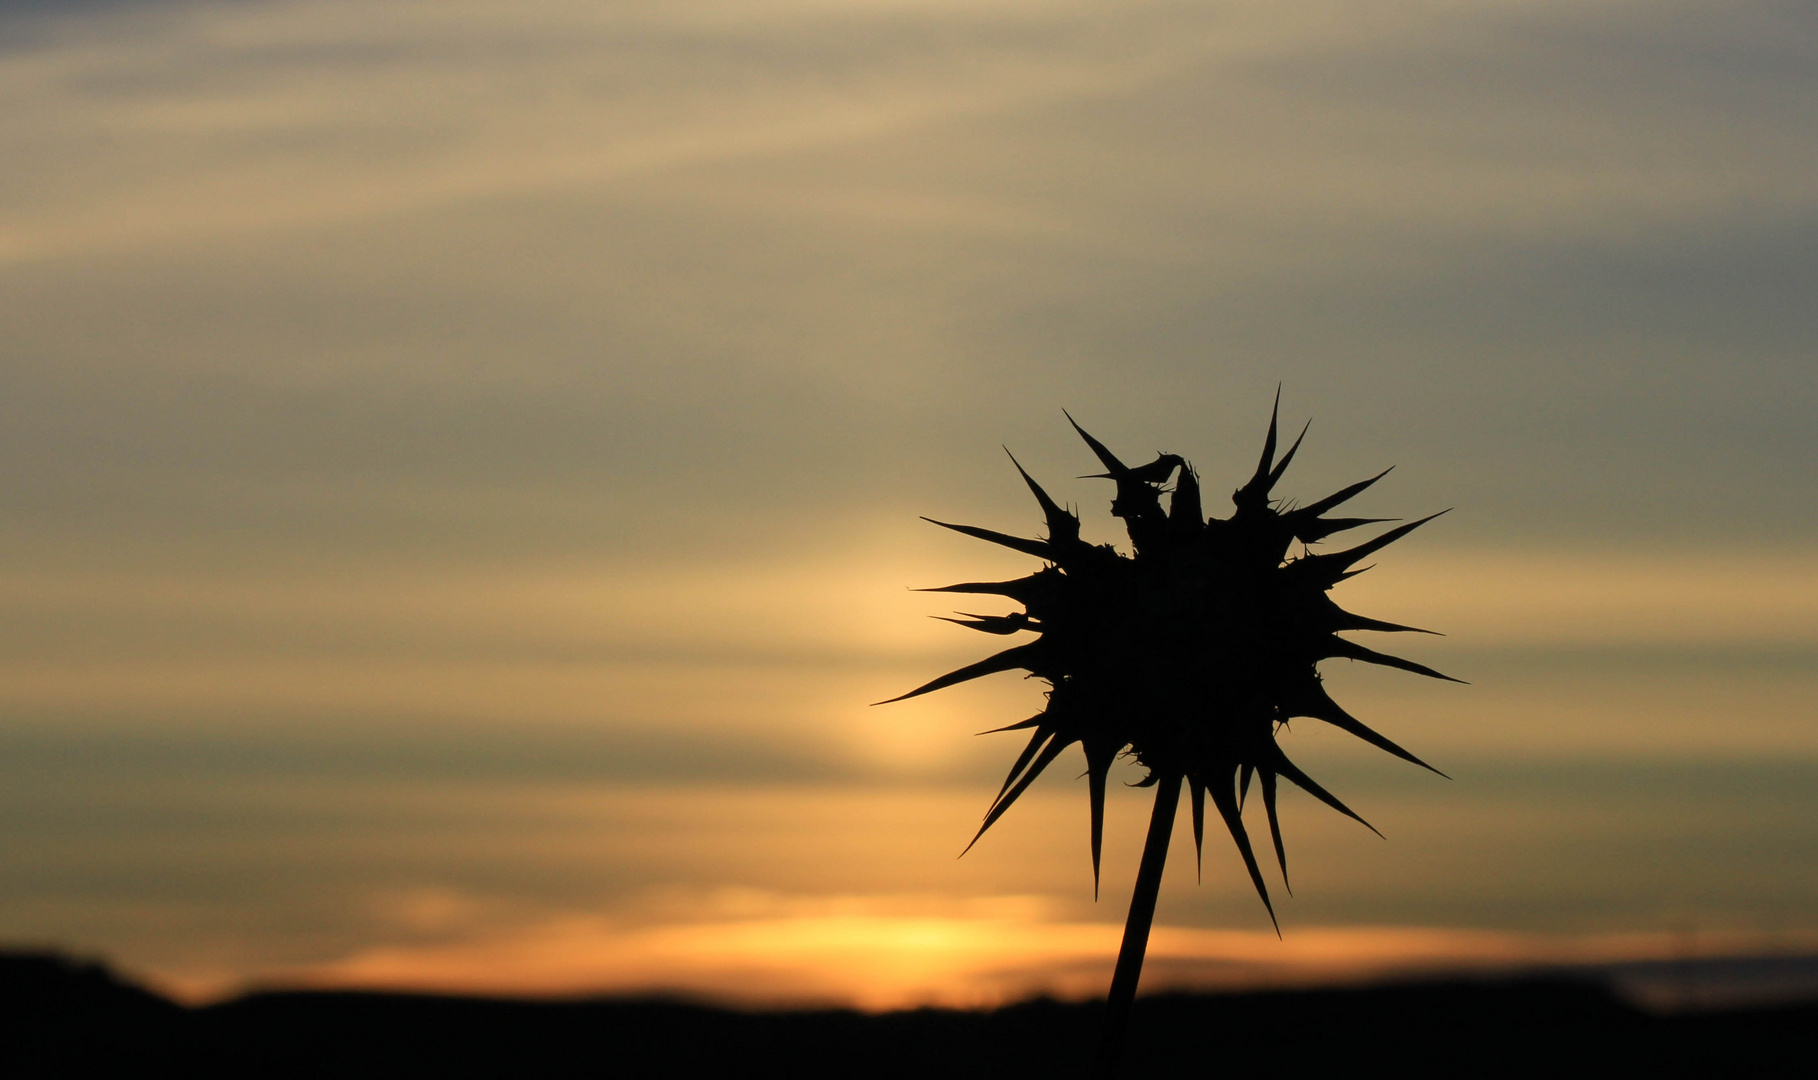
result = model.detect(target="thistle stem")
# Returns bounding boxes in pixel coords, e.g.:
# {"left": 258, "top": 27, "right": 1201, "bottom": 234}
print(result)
{"left": 1093, "top": 772, "right": 1181, "bottom": 1080}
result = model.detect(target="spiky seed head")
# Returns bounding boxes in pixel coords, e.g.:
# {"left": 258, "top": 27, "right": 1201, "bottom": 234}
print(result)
{"left": 883, "top": 399, "right": 1456, "bottom": 921}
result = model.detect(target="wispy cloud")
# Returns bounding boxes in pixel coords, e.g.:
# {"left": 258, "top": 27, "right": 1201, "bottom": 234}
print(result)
{"left": 2, "top": 0, "right": 1816, "bottom": 1004}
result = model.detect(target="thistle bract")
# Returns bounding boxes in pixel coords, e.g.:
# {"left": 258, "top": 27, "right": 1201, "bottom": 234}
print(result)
{"left": 884, "top": 399, "right": 1456, "bottom": 925}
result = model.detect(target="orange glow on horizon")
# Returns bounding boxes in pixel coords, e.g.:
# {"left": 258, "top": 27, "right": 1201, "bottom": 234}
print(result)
{"left": 189, "top": 909, "right": 1818, "bottom": 1013}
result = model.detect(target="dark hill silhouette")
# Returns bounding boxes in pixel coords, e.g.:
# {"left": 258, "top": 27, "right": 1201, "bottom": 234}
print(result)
{"left": 3, "top": 950, "right": 1813, "bottom": 1079}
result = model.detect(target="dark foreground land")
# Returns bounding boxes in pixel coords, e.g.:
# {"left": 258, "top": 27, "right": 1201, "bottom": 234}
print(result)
{"left": 4, "top": 951, "right": 1813, "bottom": 1079}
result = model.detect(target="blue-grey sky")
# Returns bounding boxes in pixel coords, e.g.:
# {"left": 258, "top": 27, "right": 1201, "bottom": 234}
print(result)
{"left": 1, "top": 0, "right": 1813, "bottom": 1004}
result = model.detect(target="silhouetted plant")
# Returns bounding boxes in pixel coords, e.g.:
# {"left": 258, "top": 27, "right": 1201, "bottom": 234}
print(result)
{"left": 881, "top": 396, "right": 1457, "bottom": 1078}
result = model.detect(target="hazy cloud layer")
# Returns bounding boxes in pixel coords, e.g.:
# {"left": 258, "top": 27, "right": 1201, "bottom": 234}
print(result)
{"left": 3, "top": 0, "right": 1813, "bottom": 572}
{"left": 2, "top": 0, "right": 1815, "bottom": 1000}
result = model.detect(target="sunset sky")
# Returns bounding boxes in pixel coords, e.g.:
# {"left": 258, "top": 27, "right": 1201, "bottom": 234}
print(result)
{"left": 1, "top": 0, "right": 1814, "bottom": 1007}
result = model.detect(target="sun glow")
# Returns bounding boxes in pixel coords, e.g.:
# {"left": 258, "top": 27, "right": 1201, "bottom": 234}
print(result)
{"left": 255, "top": 906, "right": 1818, "bottom": 1013}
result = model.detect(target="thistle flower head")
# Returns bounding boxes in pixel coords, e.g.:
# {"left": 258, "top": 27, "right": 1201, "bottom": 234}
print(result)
{"left": 883, "top": 396, "right": 1456, "bottom": 924}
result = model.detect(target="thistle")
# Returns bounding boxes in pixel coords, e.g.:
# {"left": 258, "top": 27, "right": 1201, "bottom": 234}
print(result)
{"left": 880, "top": 395, "right": 1457, "bottom": 1078}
